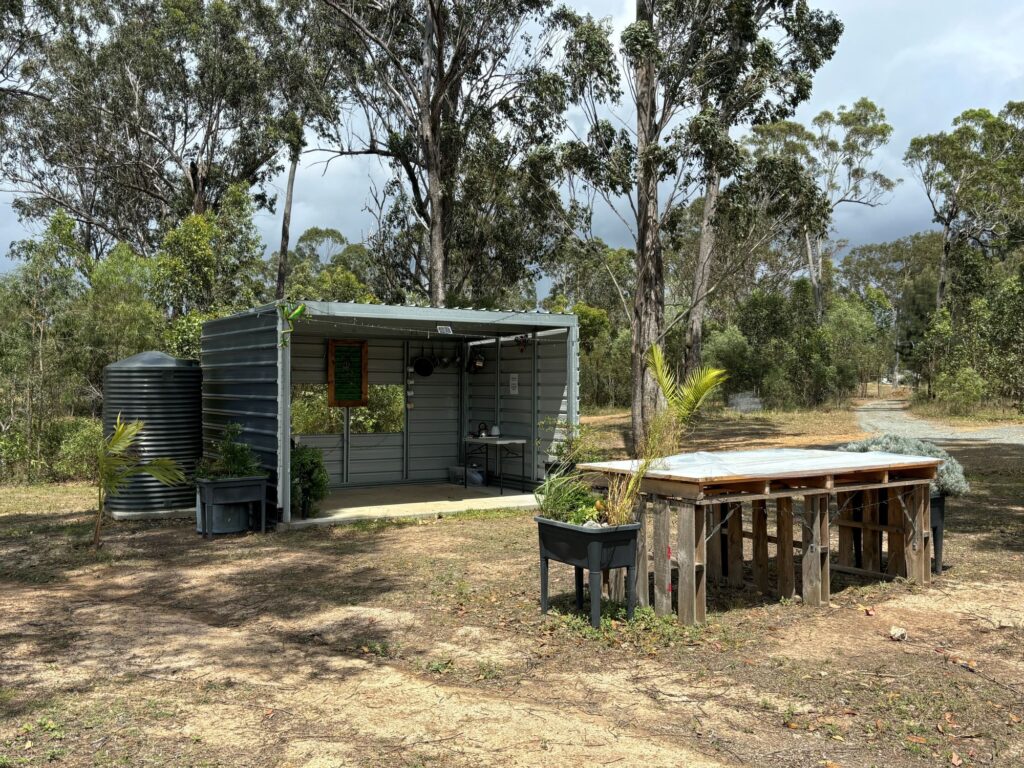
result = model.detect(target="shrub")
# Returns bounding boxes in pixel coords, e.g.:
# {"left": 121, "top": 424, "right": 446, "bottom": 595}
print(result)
{"left": 535, "top": 471, "right": 598, "bottom": 524}
{"left": 198, "top": 423, "right": 265, "bottom": 479}
{"left": 291, "top": 444, "right": 330, "bottom": 519}
{"left": 53, "top": 417, "right": 103, "bottom": 481}
{"left": 840, "top": 433, "right": 969, "bottom": 497}
{"left": 934, "top": 366, "right": 986, "bottom": 415}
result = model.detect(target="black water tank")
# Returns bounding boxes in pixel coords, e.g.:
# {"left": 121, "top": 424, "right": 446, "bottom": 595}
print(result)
{"left": 102, "top": 351, "right": 201, "bottom": 517}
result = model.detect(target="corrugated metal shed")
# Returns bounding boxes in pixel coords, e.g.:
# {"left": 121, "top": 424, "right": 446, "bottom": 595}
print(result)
{"left": 201, "top": 302, "right": 579, "bottom": 525}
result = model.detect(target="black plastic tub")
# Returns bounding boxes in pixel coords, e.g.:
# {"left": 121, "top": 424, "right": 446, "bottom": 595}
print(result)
{"left": 535, "top": 516, "right": 640, "bottom": 628}
{"left": 196, "top": 477, "right": 267, "bottom": 536}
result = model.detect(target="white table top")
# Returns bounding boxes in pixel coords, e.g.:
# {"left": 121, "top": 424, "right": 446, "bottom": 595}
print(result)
{"left": 464, "top": 436, "right": 527, "bottom": 445}
{"left": 578, "top": 448, "right": 940, "bottom": 485}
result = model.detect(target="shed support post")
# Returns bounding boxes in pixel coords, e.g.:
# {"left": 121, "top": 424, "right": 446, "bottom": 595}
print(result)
{"left": 277, "top": 307, "right": 292, "bottom": 524}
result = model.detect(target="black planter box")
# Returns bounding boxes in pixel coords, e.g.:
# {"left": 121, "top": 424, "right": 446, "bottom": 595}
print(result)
{"left": 196, "top": 476, "right": 267, "bottom": 536}
{"left": 535, "top": 516, "right": 640, "bottom": 629}
{"left": 931, "top": 493, "right": 946, "bottom": 575}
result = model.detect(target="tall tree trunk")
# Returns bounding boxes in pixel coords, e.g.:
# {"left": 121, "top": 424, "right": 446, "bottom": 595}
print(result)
{"left": 630, "top": 0, "right": 663, "bottom": 456}
{"left": 422, "top": 0, "right": 445, "bottom": 307}
{"left": 805, "top": 229, "right": 824, "bottom": 320}
{"left": 275, "top": 151, "right": 300, "bottom": 301}
{"left": 684, "top": 170, "right": 721, "bottom": 375}
{"left": 936, "top": 224, "right": 951, "bottom": 309}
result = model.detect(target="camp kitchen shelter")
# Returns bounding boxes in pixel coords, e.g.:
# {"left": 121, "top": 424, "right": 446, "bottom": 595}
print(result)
{"left": 201, "top": 302, "right": 579, "bottom": 526}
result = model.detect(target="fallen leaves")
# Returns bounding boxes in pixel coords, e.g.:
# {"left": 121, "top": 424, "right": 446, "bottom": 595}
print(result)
{"left": 950, "top": 750, "right": 963, "bottom": 766}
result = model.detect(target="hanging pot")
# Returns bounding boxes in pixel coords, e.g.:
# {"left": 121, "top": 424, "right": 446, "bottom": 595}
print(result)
{"left": 466, "top": 352, "right": 485, "bottom": 373}
{"left": 430, "top": 344, "right": 441, "bottom": 368}
{"left": 412, "top": 345, "right": 434, "bottom": 377}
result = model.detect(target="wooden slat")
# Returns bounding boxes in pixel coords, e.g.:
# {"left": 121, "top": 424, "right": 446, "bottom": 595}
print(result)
{"left": 863, "top": 488, "right": 881, "bottom": 572}
{"left": 652, "top": 496, "right": 672, "bottom": 616}
{"left": 694, "top": 477, "right": 932, "bottom": 506}
{"left": 801, "top": 495, "right": 824, "bottom": 607}
{"left": 634, "top": 497, "right": 649, "bottom": 607}
{"left": 886, "top": 486, "right": 905, "bottom": 577}
{"left": 901, "top": 485, "right": 926, "bottom": 584}
{"left": 676, "top": 500, "right": 703, "bottom": 625}
{"left": 706, "top": 504, "right": 723, "bottom": 586}
{"left": 818, "top": 494, "right": 830, "bottom": 605}
{"left": 921, "top": 484, "right": 932, "bottom": 586}
{"left": 776, "top": 497, "right": 795, "bottom": 599}
{"left": 727, "top": 501, "right": 744, "bottom": 588}
{"left": 837, "top": 491, "right": 854, "bottom": 567}
{"left": 752, "top": 499, "right": 769, "bottom": 593}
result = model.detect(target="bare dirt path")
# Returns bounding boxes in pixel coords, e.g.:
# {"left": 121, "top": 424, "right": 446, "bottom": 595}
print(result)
{"left": 855, "top": 399, "right": 1024, "bottom": 445}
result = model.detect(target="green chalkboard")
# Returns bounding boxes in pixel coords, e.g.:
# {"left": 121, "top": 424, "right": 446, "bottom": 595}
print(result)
{"left": 328, "top": 340, "right": 368, "bottom": 407}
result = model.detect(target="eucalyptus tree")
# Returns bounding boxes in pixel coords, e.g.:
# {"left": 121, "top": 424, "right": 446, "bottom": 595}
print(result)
{"left": 1, "top": 0, "right": 284, "bottom": 261}
{"left": 559, "top": 0, "right": 841, "bottom": 444}
{"left": 318, "top": 0, "right": 571, "bottom": 307}
{"left": 905, "top": 101, "right": 1024, "bottom": 309}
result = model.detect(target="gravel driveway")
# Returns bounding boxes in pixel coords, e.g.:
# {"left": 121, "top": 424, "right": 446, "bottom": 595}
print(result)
{"left": 855, "top": 399, "right": 1024, "bottom": 445}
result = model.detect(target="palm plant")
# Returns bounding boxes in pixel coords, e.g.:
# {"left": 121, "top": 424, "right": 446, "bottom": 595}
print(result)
{"left": 93, "top": 414, "right": 185, "bottom": 548}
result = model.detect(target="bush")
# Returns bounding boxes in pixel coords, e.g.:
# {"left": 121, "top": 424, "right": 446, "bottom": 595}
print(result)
{"left": 53, "top": 417, "right": 103, "bottom": 481}
{"left": 535, "top": 471, "right": 598, "bottom": 524}
{"left": 934, "top": 366, "right": 986, "bottom": 415}
{"left": 840, "top": 433, "right": 969, "bottom": 497}
{"left": 198, "top": 423, "right": 265, "bottom": 479}
{"left": 291, "top": 444, "right": 330, "bottom": 519}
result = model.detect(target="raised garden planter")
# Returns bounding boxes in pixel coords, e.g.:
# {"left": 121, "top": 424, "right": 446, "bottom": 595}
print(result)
{"left": 536, "top": 516, "right": 640, "bottom": 629}
{"left": 196, "top": 476, "right": 267, "bottom": 536}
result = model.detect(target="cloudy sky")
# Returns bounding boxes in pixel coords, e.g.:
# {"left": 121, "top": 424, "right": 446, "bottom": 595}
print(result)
{"left": 2, "top": 0, "right": 1023, "bottom": 272}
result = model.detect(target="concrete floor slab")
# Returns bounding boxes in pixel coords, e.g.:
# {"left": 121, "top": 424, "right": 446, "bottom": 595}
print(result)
{"left": 278, "top": 483, "right": 537, "bottom": 530}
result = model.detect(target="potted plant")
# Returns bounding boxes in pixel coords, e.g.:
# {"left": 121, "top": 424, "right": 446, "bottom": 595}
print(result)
{"left": 290, "top": 443, "right": 329, "bottom": 519}
{"left": 840, "top": 433, "right": 969, "bottom": 573}
{"left": 195, "top": 423, "right": 268, "bottom": 535}
{"left": 535, "top": 347, "right": 726, "bottom": 628}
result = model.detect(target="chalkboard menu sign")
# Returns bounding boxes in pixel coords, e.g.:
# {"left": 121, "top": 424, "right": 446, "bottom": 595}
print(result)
{"left": 328, "top": 340, "right": 368, "bottom": 407}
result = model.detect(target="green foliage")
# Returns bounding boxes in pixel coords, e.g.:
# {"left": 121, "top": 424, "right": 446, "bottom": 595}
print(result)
{"left": 52, "top": 417, "right": 103, "bottom": 481}
{"left": 290, "top": 444, "right": 330, "bottom": 519}
{"left": 197, "top": 424, "right": 265, "bottom": 480}
{"left": 95, "top": 414, "right": 185, "bottom": 546}
{"left": 934, "top": 367, "right": 987, "bottom": 415}
{"left": 291, "top": 385, "right": 344, "bottom": 435}
{"left": 535, "top": 471, "right": 598, "bottom": 524}
{"left": 350, "top": 385, "right": 405, "bottom": 435}
{"left": 572, "top": 302, "right": 610, "bottom": 352}
{"left": 841, "top": 434, "right": 969, "bottom": 498}
{"left": 647, "top": 345, "right": 727, "bottom": 439}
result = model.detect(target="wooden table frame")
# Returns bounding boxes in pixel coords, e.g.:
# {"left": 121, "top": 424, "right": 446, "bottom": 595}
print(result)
{"left": 580, "top": 454, "right": 939, "bottom": 626}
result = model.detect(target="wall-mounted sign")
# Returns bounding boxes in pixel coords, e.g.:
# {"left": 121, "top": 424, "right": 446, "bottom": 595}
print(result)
{"left": 328, "top": 340, "right": 368, "bottom": 407}
{"left": 509, "top": 373, "right": 519, "bottom": 395}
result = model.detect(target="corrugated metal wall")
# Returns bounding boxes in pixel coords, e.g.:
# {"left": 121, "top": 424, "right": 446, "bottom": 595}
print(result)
{"left": 407, "top": 340, "right": 460, "bottom": 482}
{"left": 201, "top": 308, "right": 281, "bottom": 508}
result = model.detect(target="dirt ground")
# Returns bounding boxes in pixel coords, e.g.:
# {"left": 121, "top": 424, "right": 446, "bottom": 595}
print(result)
{"left": 2, "top": 408, "right": 1023, "bottom": 767}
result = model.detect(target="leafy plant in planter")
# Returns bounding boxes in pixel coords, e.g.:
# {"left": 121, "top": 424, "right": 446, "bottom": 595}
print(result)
{"left": 841, "top": 433, "right": 968, "bottom": 574}
{"left": 196, "top": 424, "right": 267, "bottom": 534}
{"left": 840, "top": 433, "right": 969, "bottom": 498}
{"left": 291, "top": 444, "right": 329, "bottom": 519}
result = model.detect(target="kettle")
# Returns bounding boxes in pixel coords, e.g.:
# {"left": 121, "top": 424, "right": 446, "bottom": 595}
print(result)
{"left": 478, "top": 421, "right": 489, "bottom": 437}
{"left": 489, "top": 425, "right": 501, "bottom": 437}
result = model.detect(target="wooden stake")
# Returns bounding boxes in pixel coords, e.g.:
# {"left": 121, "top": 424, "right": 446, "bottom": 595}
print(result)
{"left": 652, "top": 496, "right": 672, "bottom": 616}
{"left": 634, "top": 496, "right": 649, "bottom": 606}
{"left": 676, "top": 500, "right": 704, "bottom": 625}
{"left": 752, "top": 499, "right": 769, "bottom": 594}
{"left": 727, "top": 501, "right": 744, "bottom": 588}
{"left": 776, "top": 497, "right": 795, "bottom": 600}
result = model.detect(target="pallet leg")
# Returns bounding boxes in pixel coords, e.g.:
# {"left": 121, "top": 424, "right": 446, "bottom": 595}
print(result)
{"left": 837, "top": 491, "right": 854, "bottom": 567}
{"left": 574, "top": 566, "right": 584, "bottom": 611}
{"left": 886, "top": 487, "right": 905, "bottom": 577}
{"left": 776, "top": 498, "right": 795, "bottom": 599}
{"left": 727, "top": 502, "right": 744, "bottom": 588}
{"left": 706, "top": 504, "right": 723, "bottom": 586}
{"left": 634, "top": 497, "right": 650, "bottom": 607}
{"left": 901, "top": 485, "right": 929, "bottom": 584}
{"left": 540, "top": 556, "right": 549, "bottom": 613}
{"left": 588, "top": 541, "right": 603, "bottom": 629}
{"left": 801, "top": 495, "right": 825, "bottom": 607}
{"left": 676, "top": 501, "right": 703, "bottom": 625}
{"left": 819, "top": 495, "right": 830, "bottom": 605}
{"left": 863, "top": 489, "right": 881, "bottom": 572}
{"left": 752, "top": 499, "right": 769, "bottom": 594}
{"left": 920, "top": 486, "right": 932, "bottom": 586}
{"left": 652, "top": 496, "right": 672, "bottom": 616}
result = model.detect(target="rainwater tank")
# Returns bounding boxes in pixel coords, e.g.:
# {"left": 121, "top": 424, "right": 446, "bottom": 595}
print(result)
{"left": 102, "top": 351, "right": 201, "bottom": 518}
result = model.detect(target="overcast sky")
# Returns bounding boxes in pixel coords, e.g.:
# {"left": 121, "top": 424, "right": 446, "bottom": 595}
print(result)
{"left": 3, "top": 0, "right": 1023, "bottom": 273}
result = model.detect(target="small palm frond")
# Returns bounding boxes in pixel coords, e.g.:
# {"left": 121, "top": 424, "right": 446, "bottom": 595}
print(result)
{"left": 105, "top": 414, "right": 144, "bottom": 456}
{"left": 646, "top": 345, "right": 727, "bottom": 428}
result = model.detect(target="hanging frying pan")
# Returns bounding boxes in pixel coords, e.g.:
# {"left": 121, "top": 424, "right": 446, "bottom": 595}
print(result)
{"left": 412, "top": 344, "right": 434, "bottom": 377}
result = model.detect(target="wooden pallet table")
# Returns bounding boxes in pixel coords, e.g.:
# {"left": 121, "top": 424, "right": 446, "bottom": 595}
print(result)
{"left": 578, "top": 449, "right": 940, "bottom": 626}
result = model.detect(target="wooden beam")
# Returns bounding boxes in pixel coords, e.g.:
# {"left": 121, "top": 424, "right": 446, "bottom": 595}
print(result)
{"left": 706, "top": 503, "right": 723, "bottom": 586}
{"left": 695, "top": 478, "right": 932, "bottom": 506}
{"left": 652, "top": 496, "right": 672, "bottom": 616}
{"left": 886, "top": 486, "right": 905, "bottom": 577}
{"left": 676, "top": 500, "right": 704, "bottom": 625}
{"left": 752, "top": 499, "right": 769, "bottom": 594}
{"left": 633, "top": 496, "right": 649, "bottom": 607}
{"left": 801, "top": 494, "right": 826, "bottom": 607}
{"left": 727, "top": 501, "right": 744, "bottom": 588}
{"left": 776, "top": 497, "right": 795, "bottom": 600}
{"left": 832, "top": 563, "right": 896, "bottom": 581}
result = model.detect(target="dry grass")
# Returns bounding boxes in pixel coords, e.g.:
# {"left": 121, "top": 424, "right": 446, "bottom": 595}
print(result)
{"left": 910, "top": 400, "right": 1024, "bottom": 427}
{"left": 2, "top": 413, "right": 1023, "bottom": 767}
